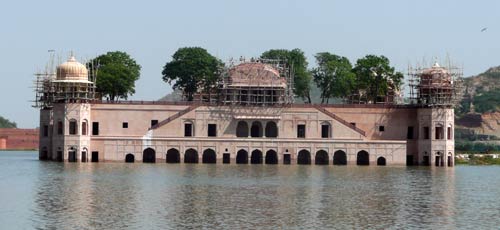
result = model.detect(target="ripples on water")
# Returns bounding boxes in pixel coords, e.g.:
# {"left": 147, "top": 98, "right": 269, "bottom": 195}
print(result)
{"left": 1, "top": 151, "right": 500, "bottom": 229}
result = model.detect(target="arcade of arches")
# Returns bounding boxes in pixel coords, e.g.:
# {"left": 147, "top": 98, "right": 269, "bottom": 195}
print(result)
{"left": 126, "top": 148, "right": 389, "bottom": 166}
{"left": 236, "top": 121, "right": 278, "bottom": 138}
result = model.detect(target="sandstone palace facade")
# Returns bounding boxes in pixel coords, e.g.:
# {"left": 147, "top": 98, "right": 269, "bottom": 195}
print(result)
{"left": 35, "top": 56, "right": 459, "bottom": 167}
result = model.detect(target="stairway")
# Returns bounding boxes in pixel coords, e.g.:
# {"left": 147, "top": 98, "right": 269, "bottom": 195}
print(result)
{"left": 150, "top": 105, "right": 199, "bottom": 130}
{"left": 314, "top": 105, "right": 366, "bottom": 136}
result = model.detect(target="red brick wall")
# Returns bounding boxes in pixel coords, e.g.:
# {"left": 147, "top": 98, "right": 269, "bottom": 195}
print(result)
{"left": 0, "top": 128, "right": 39, "bottom": 150}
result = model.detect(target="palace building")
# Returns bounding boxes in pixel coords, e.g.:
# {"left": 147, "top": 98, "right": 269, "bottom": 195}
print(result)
{"left": 34, "top": 55, "right": 461, "bottom": 166}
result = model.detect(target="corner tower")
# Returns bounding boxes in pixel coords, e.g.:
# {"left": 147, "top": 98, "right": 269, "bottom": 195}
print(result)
{"left": 34, "top": 55, "right": 96, "bottom": 161}
{"left": 410, "top": 62, "right": 463, "bottom": 166}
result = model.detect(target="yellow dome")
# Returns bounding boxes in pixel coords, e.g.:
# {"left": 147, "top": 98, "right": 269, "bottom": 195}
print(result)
{"left": 56, "top": 56, "right": 88, "bottom": 81}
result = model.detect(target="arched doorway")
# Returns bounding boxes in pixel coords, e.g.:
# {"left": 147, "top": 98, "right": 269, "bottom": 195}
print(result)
{"left": 166, "top": 148, "right": 180, "bottom": 163}
{"left": 125, "top": 153, "right": 135, "bottom": 163}
{"left": 448, "top": 152, "right": 453, "bottom": 167}
{"left": 68, "top": 150, "right": 77, "bottom": 162}
{"left": 357, "top": 150, "right": 369, "bottom": 165}
{"left": 377, "top": 157, "right": 386, "bottom": 166}
{"left": 251, "top": 149, "right": 263, "bottom": 164}
{"left": 265, "top": 121, "right": 278, "bottom": 138}
{"left": 236, "top": 149, "right": 248, "bottom": 164}
{"left": 143, "top": 148, "right": 156, "bottom": 163}
{"left": 250, "top": 121, "right": 263, "bottom": 137}
{"left": 297, "top": 150, "right": 311, "bottom": 165}
{"left": 315, "top": 150, "right": 329, "bottom": 165}
{"left": 265, "top": 150, "right": 278, "bottom": 164}
{"left": 81, "top": 149, "right": 88, "bottom": 162}
{"left": 203, "top": 149, "right": 217, "bottom": 164}
{"left": 333, "top": 150, "right": 347, "bottom": 165}
{"left": 236, "top": 121, "right": 249, "bottom": 137}
{"left": 184, "top": 148, "right": 198, "bottom": 163}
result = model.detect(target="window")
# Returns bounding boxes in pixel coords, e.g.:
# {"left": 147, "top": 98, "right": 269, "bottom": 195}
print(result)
{"left": 57, "top": 121, "right": 63, "bottom": 135}
{"left": 407, "top": 126, "right": 414, "bottom": 139}
{"left": 184, "top": 123, "right": 193, "bottom": 137}
{"left": 69, "top": 120, "right": 77, "bottom": 135}
{"left": 321, "top": 124, "right": 330, "bottom": 138}
{"left": 92, "top": 122, "right": 99, "bottom": 135}
{"left": 379, "top": 126, "right": 385, "bottom": 132}
{"left": 350, "top": 122, "right": 356, "bottom": 127}
{"left": 208, "top": 124, "right": 217, "bottom": 137}
{"left": 122, "top": 122, "right": 128, "bottom": 128}
{"left": 423, "top": 127, "right": 430, "bottom": 139}
{"left": 447, "top": 126, "right": 452, "bottom": 140}
{"left": 43, "top": 125, "right": 48, "bottom": 137}
{"left": 297, "top": 124, "right": 306, "bottom": 138}
{"left": 151, "top": 120, "right": 158, "bottom": 127}
{"left": 82, "top": 121, "right": 87, "bottom": 135}
{"left": 435, "top": 126, "right": 444, "bottom": 140}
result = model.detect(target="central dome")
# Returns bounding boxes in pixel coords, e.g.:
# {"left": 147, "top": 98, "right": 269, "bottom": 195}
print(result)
{"left": 56, "top": 56, "right": 88, "bottom": 81}
{"left": 227, "top": 62, "right": 286, "bottom": 88}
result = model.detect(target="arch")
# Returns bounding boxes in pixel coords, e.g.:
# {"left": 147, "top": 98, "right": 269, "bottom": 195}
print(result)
{"left": 236, "top": 121, "right": 249, "bottom": 137}
{"left": 143, "top": 148, "right": 156, "bottom": 163}
{"left": 297, "top": 150, "right": 311, "bottom": 165}
{"left": 236, "top": 149, "right": 248, "bottom": 164}
{"left": 265, "top": 150, "right": 278, "bottom": 164}
{"left": 320, "top": 121, "right": 331, "bottom": 138}
{"left": 333, "top": 150, "right": 347, "bottom": 165}
{"left": 265, "top": 121, "right": 278, "bottom": 138}
{"left": 357, "top": 150, "right": 369, "bottom": 165}
{"left": 251, "top": 149, "right": 263, "bottom": 164}
{"left": 81, "top": 148, "right": 88, "bottom": 162}
{"left": 447, "top": 152, "right": 453, "bottom": 167}
{"left": 315, "top": 150, "right": 329, "bottom": 165}
{"left": 166, "top": 148, "right": 180, "bottom": 163}
{"left": 250, "top": 121, "right": 263, "bottom": 137}
{"left": 377, "top": 157, "right": 386, "bottom": 166}
{"left": 81, "top": 119, "right": 88, "bottom": 135}
{"left": 184, "top": 148, "right": 199, "bottom": 163}
{"left": 68, "top": 150, "right": 77, "bottom": 162}
{"left": 125, "top": 153, "right": 135, "bottom": 163}
{"left": 202, "top": 149, "right": 217, "bottom": 164}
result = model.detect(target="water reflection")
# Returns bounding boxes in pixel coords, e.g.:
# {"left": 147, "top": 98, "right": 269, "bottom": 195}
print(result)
{"left": 2, "top": 152, "right": 500, "bottom": 229}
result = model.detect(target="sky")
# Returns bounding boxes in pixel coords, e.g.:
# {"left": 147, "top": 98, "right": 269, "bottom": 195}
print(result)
{"left": 0, "top": 0, "right": 499, "bottom": 128}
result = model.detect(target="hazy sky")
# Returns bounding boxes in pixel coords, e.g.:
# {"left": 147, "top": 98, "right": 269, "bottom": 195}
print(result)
{"left": 1, "top": 0, "right": 499, "bottom": 128}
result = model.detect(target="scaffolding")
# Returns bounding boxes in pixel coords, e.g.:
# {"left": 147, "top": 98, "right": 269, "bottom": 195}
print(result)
{"left": 33, "top": 55, "right": 97, "bottom": 108}
{"left": 190, "top": 57, "right": 294, "bottom": 106}
{"left": 408, "top": 61, "right": 463, "bottom": 107}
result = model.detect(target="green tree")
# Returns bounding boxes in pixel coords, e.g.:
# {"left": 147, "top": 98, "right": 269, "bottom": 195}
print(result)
{"left": 90, "top": 51, "right": 141, "bottom": 101}
{"left": 260, "top": 49, "right": 312, "bottom": 103}
{"left": 0, "top": 116, "right": 17, "bottom": 128}
{"left": 162, "top": 47, "right": 223, "bottom": 101}
{"left": 312, "top": 52, "right": 355, "bottom": 103}
{"left": 352, "top": 55, "right": 403, "bottom": 103}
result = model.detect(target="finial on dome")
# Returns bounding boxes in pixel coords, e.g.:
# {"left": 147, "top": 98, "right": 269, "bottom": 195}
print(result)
{"left": 68, "top": 51, "right": 76, "bottom": 62}
{"left": 432, "top": 57, "right": 440, "bottom": 68}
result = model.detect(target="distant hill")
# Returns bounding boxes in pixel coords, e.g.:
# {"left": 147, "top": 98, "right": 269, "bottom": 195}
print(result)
{"left": 0, "top": 116, "right": 17, "bottom": 128}
{"left": 455, "top": 66, "right": 500, "bottom": 152}
{"left": 458, "top": 66, "right": 500, "bottom": 115}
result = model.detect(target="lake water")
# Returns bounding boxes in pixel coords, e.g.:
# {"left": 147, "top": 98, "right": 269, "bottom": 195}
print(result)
{"left": 1, "top": 151, "right": 499, "bottom": 229}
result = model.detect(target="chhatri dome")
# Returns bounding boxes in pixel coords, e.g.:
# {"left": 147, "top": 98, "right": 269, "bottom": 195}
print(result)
{"left": 56, "top": 55, "right": 89, "bottom": 81}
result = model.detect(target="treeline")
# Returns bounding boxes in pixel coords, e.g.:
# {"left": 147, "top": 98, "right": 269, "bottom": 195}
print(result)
{"left": 89, "top": 48, "right": 403, "bottom": 103}
{"left": 0, "top": 116, "right": 17, "bottom": 128}
{"left": 162, "top": 47, "right": 403, "bottom": 103}
{"left": 456, "top": 141, "right": 500, "bottom": 153}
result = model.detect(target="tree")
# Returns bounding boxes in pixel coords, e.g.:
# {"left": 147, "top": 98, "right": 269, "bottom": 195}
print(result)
{"left": 260, "top": 49, "right": 312, "bottom": 103}
{"left": 0, "top": 116, "right": 16, "bottom": 128}
{"left": 162, "top": 47, "right": 223, "bottom": 101}
{"left": 312, "top": 52, "right": 355, "bottom": 103}
{"left": 352, "top": 55, "right": 403, "bottom": 103}
{"left": 90, "top": 51, "right": 141, "bottom": 101}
